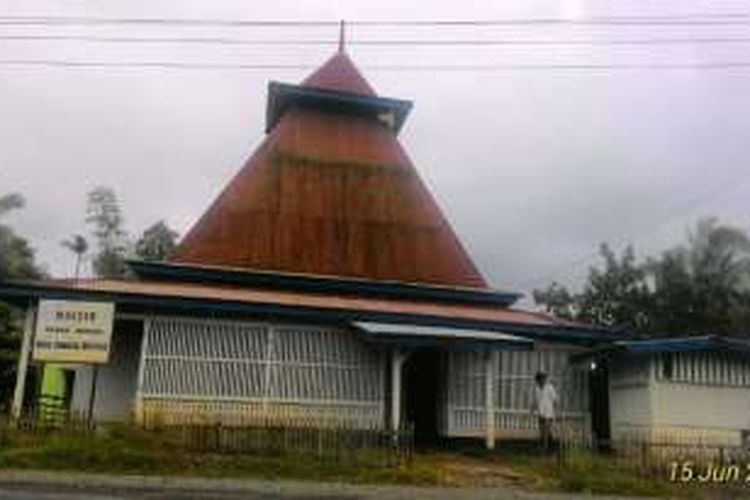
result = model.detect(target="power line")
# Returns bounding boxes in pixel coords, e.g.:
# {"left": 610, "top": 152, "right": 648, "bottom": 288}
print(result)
{"left": 2, "top": 59, "right": 750, "bottom": 71}
{"left": 1, "top": 14, "right": 750, "bottom": 27}
{"left": 4, "top": 34, "right": 750, "bottom": 46}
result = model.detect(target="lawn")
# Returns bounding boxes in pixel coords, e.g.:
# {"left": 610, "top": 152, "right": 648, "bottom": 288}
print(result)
{"left": 0, "top": 426, "right": 730, "bottom": 497}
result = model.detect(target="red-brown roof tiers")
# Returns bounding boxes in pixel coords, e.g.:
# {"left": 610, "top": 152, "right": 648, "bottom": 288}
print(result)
{"left": 170, "top": 50, "right": 489, "bottom": 289}
{"left": 301, "top": 50, "right": 377, "bottom": 97}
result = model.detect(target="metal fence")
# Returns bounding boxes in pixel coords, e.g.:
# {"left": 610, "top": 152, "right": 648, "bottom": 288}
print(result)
{"left": 3, "top": 404, "right": 413, "bottom": 468}
{"left": 557, "top": 427, "right": 750, "bottom": 482}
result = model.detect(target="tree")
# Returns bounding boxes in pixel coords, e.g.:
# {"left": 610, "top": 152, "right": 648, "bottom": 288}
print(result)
{"left": 135, "top": 221, "right": 178, "bottom": 261}
{"left": 649, "top": 218, "right": 750, "bottom": 335}
{"left": 534, "top": 244, "right": 651, "bottom": 332}
{"left": 0, "top": 192, "right": 43, "bottom": 408}
{"left": 534, "top": 219, "right": 750, "bottom": 336}
{"left": 86, "top": 187, "right": 127, "bottom": 278}
{"left": 532, "top": 282, "right": 577, "bottom": 321}
{"left": 0, "top": 193, "right": 42, "bottom": 280}
{"left": 61, "top": 234, "right": 89, "bottom": 279}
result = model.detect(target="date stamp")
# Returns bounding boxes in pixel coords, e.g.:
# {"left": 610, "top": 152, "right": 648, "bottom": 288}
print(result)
{"left": 668, "top": 461, "right": 750, "bottom": 484}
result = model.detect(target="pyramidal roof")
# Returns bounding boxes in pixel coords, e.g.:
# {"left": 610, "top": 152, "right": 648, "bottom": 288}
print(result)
{"left": 301, "top": 50, "right": 376, "bottom": 97}
{"left": 169, "top": 50, "right": 488, "bottom": 289}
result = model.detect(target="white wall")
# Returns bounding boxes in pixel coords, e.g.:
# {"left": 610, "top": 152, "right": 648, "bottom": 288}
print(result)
{"left": 610, "top": 352, "right": 750, "bottom": 447}
{"left": 609, "top": 355, "right": 652, "bottom": 441}
{"left": 71, "top": 320, "right": 142, "bottom": 422}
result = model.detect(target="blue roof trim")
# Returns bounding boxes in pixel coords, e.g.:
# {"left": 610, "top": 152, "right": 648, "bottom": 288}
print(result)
{"left": 266, "top": 81, "right": 413, "bottom": 134}
{"left": 127, "top": 260, "right": 523, "bottom": 307}
{"left": 575, "top": 335, "right": 750, "bottom": 361}
{"left": 0, "top": 280, "right": 618, "bottom": 346}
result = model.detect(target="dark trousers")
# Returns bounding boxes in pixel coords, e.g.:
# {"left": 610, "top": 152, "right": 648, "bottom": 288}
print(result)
{"left": 538, "top": 417, "right": 553, "bottom": 453}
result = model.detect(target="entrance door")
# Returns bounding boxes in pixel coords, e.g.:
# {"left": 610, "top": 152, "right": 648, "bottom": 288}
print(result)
{"left": 404, "top": 350, "right": 442, "bottom": 446}
{"left": 589, "top": 362, "right": 611, "bottom": 450}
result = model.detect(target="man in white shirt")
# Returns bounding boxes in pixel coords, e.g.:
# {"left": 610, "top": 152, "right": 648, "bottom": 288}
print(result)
{"left": 531, "top": 370, "right": 558, "bottom": 453}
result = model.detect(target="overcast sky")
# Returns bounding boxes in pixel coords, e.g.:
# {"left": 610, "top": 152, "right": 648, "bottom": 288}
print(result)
{"left": 2, "top": 0, "right": 749, "bottom": 300}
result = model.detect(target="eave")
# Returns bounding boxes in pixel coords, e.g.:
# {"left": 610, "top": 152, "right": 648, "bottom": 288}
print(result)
{"left": 0, "top": 279, "right": 622, "bottom": 346}
{"left": 130, "top": 260, "right": 522, "bottom": 307}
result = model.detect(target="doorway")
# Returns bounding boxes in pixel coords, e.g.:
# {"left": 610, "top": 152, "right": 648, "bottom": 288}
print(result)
{"left": 588, "top": 361, "right": 611, "bottom": 450}
{"left": 403, "top": 350, "right": 442, "bottom": 446}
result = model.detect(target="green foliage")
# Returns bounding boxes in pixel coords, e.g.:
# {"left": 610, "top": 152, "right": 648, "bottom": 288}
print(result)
{"left": 0, "top": 193, "right": 43, "bottom": 281}
{"left": 535, "top": 218, "right": 750, "bottom": 336}
{"left": 555, "top": 451, "right": 674, "bottom": 496}
{"left": 135, "top": 221, "right": 179, "bottom": 261}
{"left": 577, "top": 244, "right": 652, "bottom": 332}
{"left": 0, "top": 192, "right": 43, "bottom": 409}
{"left": 0, "top": 426, "right": 441, "bottom": 486}
{"left": 86, "top": 187, "right": 128, "bottom": 278}
{"left": 0, "top": 193, "right": 24, "bottom": 217}
{"left": 0, "top": 303, "right": 21, "bottom": 410}
{"left": 649, "top": 218, "right": 750, "bottom": 334}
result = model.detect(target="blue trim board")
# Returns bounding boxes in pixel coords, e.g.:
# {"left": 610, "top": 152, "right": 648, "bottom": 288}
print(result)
{"left": 573, "top": 335, "right": 750, "bottom": 362}
{"left": 0, "top": 280, "right": 619, "bottom": 346}
{"left": 127, "top": 260, "right": 523, "bottom": 307}
{"left": 266, "top": 82, "right": 413, "bottom": 133}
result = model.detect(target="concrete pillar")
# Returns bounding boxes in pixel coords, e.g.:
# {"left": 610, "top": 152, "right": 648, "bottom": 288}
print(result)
{"left": 134, "top": 318, "right": 150, "bottom": 425}
{"left": 11, "top": 306, "right": 36, "bottom": 423}
{"left": 485, "top": 350, "right": 496, "bottom": 450}
{"left": 390, "top": 349, "right": 406, "bottom": 432}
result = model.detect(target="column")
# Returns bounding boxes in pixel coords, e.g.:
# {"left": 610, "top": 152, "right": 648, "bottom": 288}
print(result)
{"left": 391, "top": 348, "right": 406, "bottom": 432}
{"left": 485, "top": 350, "right": 496, "bottom": 450}
{"left": 11, "top": 305, "right": 36, "bottom": 423}
{"left": 134, "top": 318, "right": 150, "bottom": 425}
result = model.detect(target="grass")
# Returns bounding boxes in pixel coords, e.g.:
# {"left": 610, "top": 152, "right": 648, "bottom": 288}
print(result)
{"left": 0, "top": 425, "right": 444, "bottom": 486}
{"left": 0, "top": 427, "right": 728, "bottom": 496}
{"left": 446, "top": 447, "right": 693, "bottom": 498}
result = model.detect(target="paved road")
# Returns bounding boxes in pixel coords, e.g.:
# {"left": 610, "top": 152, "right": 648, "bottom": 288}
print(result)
{"left": 0, "top": 471, "right": 639, "bottom": 499}
{"left": 0, "top": 484, "right": 313, "bottom": 499}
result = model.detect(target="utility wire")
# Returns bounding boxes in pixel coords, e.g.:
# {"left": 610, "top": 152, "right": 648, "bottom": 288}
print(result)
{"left": 4, "top": 34, "right": 750, "bottom": 46}
{"left": 1, "top": 14, "right": 750, "bottom": 27}
{"left": 2, "top": 59, "right": 750, "bottom": 71}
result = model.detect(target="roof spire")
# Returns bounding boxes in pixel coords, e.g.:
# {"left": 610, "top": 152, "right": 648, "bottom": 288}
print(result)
{"left": 338, "top": 19, "right": 346, "bottom": 53}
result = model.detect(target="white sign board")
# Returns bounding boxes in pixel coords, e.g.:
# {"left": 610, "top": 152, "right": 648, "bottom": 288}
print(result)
{"left": 33, "top": 300, "right": 115, "bottom": 364}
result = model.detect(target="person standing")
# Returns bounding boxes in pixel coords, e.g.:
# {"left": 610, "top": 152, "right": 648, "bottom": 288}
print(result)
{"left": 531, "top": 370, "right": 558, "bottom": 453}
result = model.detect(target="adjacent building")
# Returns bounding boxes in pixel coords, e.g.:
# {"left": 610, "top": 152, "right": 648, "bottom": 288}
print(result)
{"left": 586, "top": 335, "right": 750, "bottom": 449}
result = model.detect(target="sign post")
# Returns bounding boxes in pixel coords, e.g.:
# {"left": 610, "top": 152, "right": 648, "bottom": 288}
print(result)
{"left": 33, "top": 300, "right": 115, "bottom": 364}
{"left": 10, "top": 306, "right": 37, "bottom": 424}
{"left": 32, "top": 300, "right": 115, "bottom": 425}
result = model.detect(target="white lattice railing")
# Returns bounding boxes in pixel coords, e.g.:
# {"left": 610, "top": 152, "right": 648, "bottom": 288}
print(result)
{"left": 136, "top": 317, "right": 386, "bottom": 429}
{"left": 444, "top": 350, "right": 591, "bottom": 439}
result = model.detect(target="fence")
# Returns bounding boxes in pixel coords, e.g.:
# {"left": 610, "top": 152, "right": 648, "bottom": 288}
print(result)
{"left": 557, "top": 427, "right": 750, "bottom": 483}
{"left": 3, "top": 402, "right": 413, "bottom": 468}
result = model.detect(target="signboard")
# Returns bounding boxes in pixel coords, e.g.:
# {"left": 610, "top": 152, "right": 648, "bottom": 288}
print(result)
{"left": 33, "top": 300, "right": 115, "bottom": 364}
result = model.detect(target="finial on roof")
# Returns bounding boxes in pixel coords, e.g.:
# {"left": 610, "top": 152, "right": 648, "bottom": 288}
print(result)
{"left": 338, "top": 20, "right": 346, "bottom": 53}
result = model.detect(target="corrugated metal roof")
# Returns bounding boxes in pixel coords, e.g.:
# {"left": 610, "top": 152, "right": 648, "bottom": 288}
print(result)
{"left": 301, "top": 51, "right": 377, "bottom": 96}
{"left": 353, "top": 321, "right": 532, "bottom": 343}
{"left": 170, "top": 53, "right": 489, "bottom": 288}
{"left": 1, "top": 278, "right": 588, "bottom": 329}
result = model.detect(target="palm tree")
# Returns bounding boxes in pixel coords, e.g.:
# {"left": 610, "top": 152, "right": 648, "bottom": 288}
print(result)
{"left": 61, "top": 234, "right": 89, "bottom": 280}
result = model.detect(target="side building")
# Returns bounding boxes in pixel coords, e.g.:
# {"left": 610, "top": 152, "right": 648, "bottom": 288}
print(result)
{"left": 587, "top": 336, "right": 750, "bottom": 450}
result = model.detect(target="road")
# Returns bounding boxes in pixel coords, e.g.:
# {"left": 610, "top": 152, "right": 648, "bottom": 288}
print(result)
{"left": 0, "top": 471, "right": 639, "bottom": 499}
{"left": 0, "top": 483, "right": 346, "bottom": 499}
